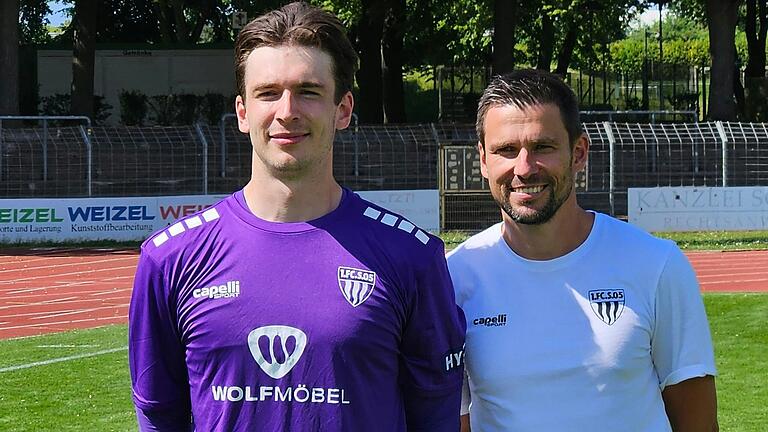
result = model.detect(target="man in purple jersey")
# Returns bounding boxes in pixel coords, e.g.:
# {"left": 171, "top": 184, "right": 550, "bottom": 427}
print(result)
{"left": 128, "top": 2, "right": 466, "bottom": 431}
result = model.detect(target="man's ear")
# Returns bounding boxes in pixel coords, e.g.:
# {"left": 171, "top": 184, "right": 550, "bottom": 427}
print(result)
{"left": 235, "top": 95, "right": 249, "bottom": 134}
{"left": 572, "top": 133, "right": 589, "bottom": 172}
{"left": 478, "top": 141, "right": 489, "bottom": 179}
{"left": 334, "top": 91, "right": 354, "bottom": 130}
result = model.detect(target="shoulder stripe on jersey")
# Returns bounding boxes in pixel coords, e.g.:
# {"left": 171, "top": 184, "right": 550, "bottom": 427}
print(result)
{"left": 398, "top": 220, "right": 415, "bottom": 233}
{"left": 362, "top": 206, "right": 430, "bottom": 246}
{"left": 202, "top": 208, "right": 220, "bottom": 222}
{"left": 381, "top": 213, "right": 398, "bottom": 226}
{"left": 151, "top": 206, "right": 220, "bottom": 249}
{"left": 185, "top": 215, "right": 203, "bottom": 228}
{"left": 168, "top": 222, "right": 185, "bottom": 236}
{"left": 152, "top": 232, "right": 169, "bottom": 247}
{"left": 415, "top": 230, "right": 429, "bottom": 245}
{"left": 363, "top": 207, "right": 382, "bottom": 220}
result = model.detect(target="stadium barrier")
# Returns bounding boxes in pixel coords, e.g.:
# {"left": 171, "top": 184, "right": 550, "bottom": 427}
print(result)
{"left": 1, "top": 118, "right": 767, "bottom": 231}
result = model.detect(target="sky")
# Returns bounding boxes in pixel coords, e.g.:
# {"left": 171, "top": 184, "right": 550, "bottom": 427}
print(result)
{"left": 46, "top": 1, "right": 68, "bottom": 27}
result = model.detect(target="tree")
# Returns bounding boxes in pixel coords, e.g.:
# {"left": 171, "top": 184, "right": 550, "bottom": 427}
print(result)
{"left": 706, "top": 0, "right": 740, "bottom": 120}
{"left": 382, "top": 0, "right": 407, "bottom": 122}
{"left": 70, "top": 0, "right": 98, "bottom": 119}
{"left": 356, "top": 0, "right": 386, "bottom": 123}
{"left": 743, "top": 0, "right": 768, "bottom": 120}
{"left": 493, "top": 0, "right": 517, "bottom": 74}
{"left": 0, "top": 0, "right": 21, "bottom": 116}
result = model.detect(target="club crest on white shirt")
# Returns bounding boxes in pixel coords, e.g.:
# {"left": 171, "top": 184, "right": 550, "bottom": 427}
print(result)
{"left": 588, "top": 289, "right": 625, "bottom": 325}
{"left": 337, "top": 266, "right": 377, "bottom": 307}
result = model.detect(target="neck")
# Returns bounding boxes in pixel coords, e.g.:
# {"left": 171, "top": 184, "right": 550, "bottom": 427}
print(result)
{"left": 500, "top": 193, "right": 594, "bottom": 261}
{"left": 243, "top": 159, "right": 342, "bottom": 223}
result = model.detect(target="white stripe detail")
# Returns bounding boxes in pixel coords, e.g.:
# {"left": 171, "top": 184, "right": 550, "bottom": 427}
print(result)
{"left": 0, "top": 347, "right": 128, "bottom": 373}
{"left": 363, "top": 207, "right": 382, "bottom": 220}
{"left": 202, "top": 208, "right": 220, "bottom": 222}
{"left": 168, "top": 222, "right": 185, "bottom": 236}
{"left": 185, "top": 216, "right": 203, "bottom": 228}
{"left": 415, "top": 230, "right": 429, "bottom": 245}
{"left": 397, "top": 220, "right": 415, "bottom": 233}
{"left": 152, "top": 232, "right": 169, "bottom": 247}
{"left": 381, "top": 213, "right": 398, "bottom": 227}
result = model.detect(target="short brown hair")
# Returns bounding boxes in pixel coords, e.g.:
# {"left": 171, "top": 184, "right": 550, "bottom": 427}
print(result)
{"left": 476, "top": 69, "right": 582, "bottom": 148}
{"left": 234, "top": 2, "right": 358, "bottom": 103}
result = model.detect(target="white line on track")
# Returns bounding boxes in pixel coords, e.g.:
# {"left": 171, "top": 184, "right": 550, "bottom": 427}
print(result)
{"left": 0, "top": 265, "right": 137, "bottom": 287}
{"left": 29, "top": 305, "right": 120, "bottom": 320}
{"left": 36, "top": 344, "right": 100, "bottom": 348}
{"left": 0, "top": 304, "right": 129, "bottom": 320}
{"left": 0, "top": 256, "right": 137, "bottom": 275}
{"left": 0, "top": 347, "right": 128, "bottom": 373}
{"left": 0, "top": 298, "right": 130, "bottom": 313}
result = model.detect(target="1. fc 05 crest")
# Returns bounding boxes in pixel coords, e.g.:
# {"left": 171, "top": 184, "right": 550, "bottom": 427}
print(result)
{"left": 588, "top": 289, "right": 625, "bottom": 325}
{"left": 338, "top": 266, "right": 377, "bottom": 307}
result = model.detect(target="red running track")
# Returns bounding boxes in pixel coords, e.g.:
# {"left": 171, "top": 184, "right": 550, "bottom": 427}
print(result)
{"left": 0, "top": 248, "right": 765, "bottom": 340}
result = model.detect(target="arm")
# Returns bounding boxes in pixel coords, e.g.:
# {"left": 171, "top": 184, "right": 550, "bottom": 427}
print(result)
{"left": 651, "top": 245, "right": 718, "bottom": 432}
{"left": 460, "top": 415, "right": 471, "bottom": 432}
{"left": 662, "top": 375, "right": 718, "bottom": 432}
{"left": 129, "top": 251, "right": 192, "bottom": 431}
{"left": 400, "top": 244, "right": 467, "bottom": 431}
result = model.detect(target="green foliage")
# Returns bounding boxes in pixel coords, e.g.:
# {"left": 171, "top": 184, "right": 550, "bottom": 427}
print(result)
{"left": 19, "top": 0, "right": 52, "bottom": 45}
{"left": 39, "top": 93, "right": 113, "bottom": 125}
{"left": 118, "top": 90, "right": 148, "bottom": 126}
{"left": 199, "top": 93, "right": 230, "bottom": 126}
{"left": 147, "top": 93, "right": 230, "bottom": 126}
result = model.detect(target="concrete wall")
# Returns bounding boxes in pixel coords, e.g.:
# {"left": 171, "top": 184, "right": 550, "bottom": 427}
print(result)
{"left": 38, "top": 49, "right": 236, "bottom": 123}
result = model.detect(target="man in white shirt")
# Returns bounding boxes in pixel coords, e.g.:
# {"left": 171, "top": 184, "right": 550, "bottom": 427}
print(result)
{"left": 447, "top": 69, "right": 718, "bottom": 432}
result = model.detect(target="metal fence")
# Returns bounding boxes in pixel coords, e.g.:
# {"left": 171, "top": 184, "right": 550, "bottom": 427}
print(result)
{"left": 1, "top": 119, "right": 767, "bottom": 231}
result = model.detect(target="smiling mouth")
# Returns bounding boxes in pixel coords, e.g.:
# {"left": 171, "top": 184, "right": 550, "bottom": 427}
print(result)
{"left": 512, "top": 185, "right": 546, "bottom": 194}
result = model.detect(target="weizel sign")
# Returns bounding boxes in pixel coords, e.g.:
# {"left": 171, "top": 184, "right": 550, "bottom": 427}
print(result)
{"left": 628, "top": 186, "right": 768, "bottom": 232}
{"left": 0, "top": 190, "right": 439, "bottom": 243}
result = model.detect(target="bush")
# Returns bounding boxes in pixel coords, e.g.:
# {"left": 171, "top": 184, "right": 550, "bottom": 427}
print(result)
{"left": 199, "top": 93, "right": 229, "bottom": 125}
{"left": 119, "top": 90, "right": 148, "bottom": 125}
{"left": 39, "top": 93, "right": 112, "bottom": 125}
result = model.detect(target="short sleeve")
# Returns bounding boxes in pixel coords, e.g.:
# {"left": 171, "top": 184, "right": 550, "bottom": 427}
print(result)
{"left": 460, "top": 371, "right": 471, "bottom": 415}
{"left": 399, "top": 244, "right": 467, "bottom": 395}
{"left": 651, "top": 246, "right": 717, "bottom": 389}
{"left": 128, "top": 250, "right": 191, "bottom": 414}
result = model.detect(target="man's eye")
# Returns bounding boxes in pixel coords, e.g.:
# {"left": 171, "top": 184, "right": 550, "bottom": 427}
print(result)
{"left": 256, "top": 91, "right": 279, "bottom": 99}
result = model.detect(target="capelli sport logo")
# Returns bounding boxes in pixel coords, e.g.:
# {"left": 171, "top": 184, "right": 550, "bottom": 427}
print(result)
{"left": 472, "top": 313, "right": 507, "bottom": 327}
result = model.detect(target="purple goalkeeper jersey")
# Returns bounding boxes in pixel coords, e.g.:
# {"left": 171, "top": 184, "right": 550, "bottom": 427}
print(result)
{"left": 129, "top": 188, "right": 466, "bottom": 431}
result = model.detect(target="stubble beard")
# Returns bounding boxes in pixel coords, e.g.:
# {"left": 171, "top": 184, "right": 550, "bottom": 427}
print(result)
{"left": 495, "top": 173, "right": 574, "bottom": 225}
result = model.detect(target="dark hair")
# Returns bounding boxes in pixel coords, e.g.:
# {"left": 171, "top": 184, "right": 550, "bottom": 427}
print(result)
{"left": 476, "top": 69, "right": 582, "bottom": 147}
{"left": 234, "top": 2, "right": 358, "bottom": 103}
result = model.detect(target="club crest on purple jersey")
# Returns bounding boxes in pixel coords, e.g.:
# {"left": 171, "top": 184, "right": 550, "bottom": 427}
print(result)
{"left": 337, "top": 266, "right": 377, "bottom": 307}
{"left": 247, "top": 325, "right": 307, "bottom": 379}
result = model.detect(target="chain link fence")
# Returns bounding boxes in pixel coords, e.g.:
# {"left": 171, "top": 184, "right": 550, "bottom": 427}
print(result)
{"left": 1, "top": 118, "right": 767, "bottom": 231}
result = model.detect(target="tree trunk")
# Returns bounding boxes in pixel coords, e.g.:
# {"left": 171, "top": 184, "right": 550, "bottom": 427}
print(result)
{"left": 554, "top": 19, "right": 577, "bottom": 76}
{"left": 357, "top": 0, "right": 385, "bottom": 124}
{"left": 706, "top": 0, "right": 739, "bottom": 121}
{"left": 743, "top": 0, "right": 768, "bottom": 120}
{"left": 71, "top": 0, "right": 98, "bottom": 120}
{"left": 536, "top": 10, "right": 554, "bottom": 72}
{"left": 493, "top": 0, "right": 517, "bottom": 75}
{"left": 382, "top": 0, "right": 406, "bottom": 123}
{"left": 0, "top": 0, "right": 20, "bottom": 116}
